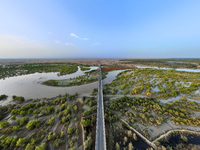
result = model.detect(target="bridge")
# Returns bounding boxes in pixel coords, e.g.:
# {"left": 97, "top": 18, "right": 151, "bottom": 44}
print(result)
{"left": 94, "top": 62, "right": 157, "bottom": 150}
{"left": 95, "top": 62, "right": 106, "bottom": 150}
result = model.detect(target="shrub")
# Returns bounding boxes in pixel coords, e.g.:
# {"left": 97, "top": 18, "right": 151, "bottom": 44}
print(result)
{"left": 25, "top": 143, "right": 34, "bottom": 150}
{"left": 0, "top": 94, "right": 7, "bottom": 100}
{"left": 12, "top": 126, "right": 20, "bottom": 133}
{"left": 75, "top": 129, "right": 79, "bottom": 135}
{"left": 0, "top": 120, "right": 9, "bottom": 128}
{"left": 11, "top": 115, "right": 16, "bottom": 120}
{"left": 26, "top": 119, "right": 40, "bottom": 130}
{"left": 34, "top": 114, "right": 38, "bottom": 118}
{"left": 16, "top": 138, "right": 28, "bottom": 147}
{"left": 47, "top": 117, "right": 55, "bottom": 125}
{"left": 53, "top": 139, "right": 62, "bottom": 147}
{"left": 35, "top": 142, "right": 46, "bottom": 150}
{"left": 67, "top": 126, "right": 74, "bottom": 134}
{"left": 16, "top": 117, "right": 29, "bottom": 126}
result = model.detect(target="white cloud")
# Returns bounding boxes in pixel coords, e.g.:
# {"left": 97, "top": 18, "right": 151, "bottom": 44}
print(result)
{"left": 70, "top": 33, "right": 79, "bottom": 38}
{"left": 47, "top": 32, "right": 52, "bottom": 34}
{"left": 81, "top": 38, "right": 89, "bottom": 40}
{"left": 91, "top": 43, "right": 100, "bottom": 46}
{"left": 70, "top": 33, "right": 89, "bottom": 40}
{"left": 55, "top": 40, "right": 60, "bottom": 44}
{"left": 65, "top": 43, "right": 73, "bottom": 46}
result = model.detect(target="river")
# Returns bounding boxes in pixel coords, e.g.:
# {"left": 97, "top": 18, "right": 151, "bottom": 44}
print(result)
{"left": 137, "top": 66, "right": 200, "bottom": 72}
{"left": 0, "top": 66, "right": 98, "bottom": 105}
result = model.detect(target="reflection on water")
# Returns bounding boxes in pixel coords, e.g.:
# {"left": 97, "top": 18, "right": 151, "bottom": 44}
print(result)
{"left": 102, "top": 70, "right": 126, "bottom": 84}
{"left": 1, "top": 65, "right": 200, "bottom": 106}
{"left": 159, "top": 96, "right": 200, "bottom": 104}
{"left": 137, "top": 66, "right": 200, "bottom": 72}
{"left": 151, "top": 86, "right": 160, "bottom": 92}
{"left": 160, "top": 133, "right": 200, "bottom": 147}
{"left": 0, "top": 66, "right": 98, "bottom": 105}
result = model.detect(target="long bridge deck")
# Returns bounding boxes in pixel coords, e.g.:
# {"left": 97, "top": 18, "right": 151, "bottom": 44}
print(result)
{"left": 95, "top": 63, "right": 106, "bottom": 150}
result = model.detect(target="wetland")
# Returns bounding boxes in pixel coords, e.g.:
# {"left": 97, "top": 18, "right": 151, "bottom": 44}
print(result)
{"left": 1, "top": 59, "right": 200, "bottom": 149}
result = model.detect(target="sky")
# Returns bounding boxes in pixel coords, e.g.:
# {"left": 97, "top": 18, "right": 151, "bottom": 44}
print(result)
{"left": 0, "top": 0, "right": 200, "bottom": 58}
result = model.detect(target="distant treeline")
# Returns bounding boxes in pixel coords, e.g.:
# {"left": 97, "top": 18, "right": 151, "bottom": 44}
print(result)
{"left": 0, "top": 63, "right": 86, "bottom": 79}
{"left": 119, "top": 59, "right": 200, "bottom": 69}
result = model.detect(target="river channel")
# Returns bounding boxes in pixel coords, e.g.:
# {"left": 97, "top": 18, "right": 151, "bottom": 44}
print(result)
{"left": 0, "top": 66, "right": 99, "bottom": 105}
{"left": 1, "top": 66, "right": 200, "bottom": 106}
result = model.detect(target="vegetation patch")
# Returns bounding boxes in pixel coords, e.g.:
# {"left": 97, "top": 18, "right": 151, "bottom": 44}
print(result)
{"left": 101, "top": 67, "right": 132, "bottom": 72}
{"left": 43, "top": 69, "right": 108, "bottom": 87}
{"left": 0, "top": 95, "right": 7, "bottom": 101}
{"left": 120, "top": 59, "right": 200, "bottom": 69}
{"left": 0, "top": 63, "right": 79, "bottom": 79}
{"left": 103, "top": 68, "right": 200, "bottom": 100}
{"left": 106, "top": 96, "right": 200, "bottom": 140}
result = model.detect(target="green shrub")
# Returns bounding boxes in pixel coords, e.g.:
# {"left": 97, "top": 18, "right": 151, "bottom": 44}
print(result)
{"left": 0, "top": 120, "right": 9, "bottom": 128}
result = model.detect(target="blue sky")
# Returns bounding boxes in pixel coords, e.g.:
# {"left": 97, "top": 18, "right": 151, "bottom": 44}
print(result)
{"left": 0, "top": 0, "right": 200, "bottom": 58}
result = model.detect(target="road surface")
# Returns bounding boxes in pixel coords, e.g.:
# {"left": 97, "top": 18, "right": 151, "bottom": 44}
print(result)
{"left": 95, "top": 62, "right": 106, "bottom": 150}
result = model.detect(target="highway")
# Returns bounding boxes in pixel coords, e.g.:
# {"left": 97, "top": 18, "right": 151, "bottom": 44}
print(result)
{"left": 95, "top": 62, "right": 106, "bottom": 150}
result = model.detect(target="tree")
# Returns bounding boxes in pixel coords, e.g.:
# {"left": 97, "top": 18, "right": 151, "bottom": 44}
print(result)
{"left": 0, "top": 120, "right": 9, "bottom": 128}
{"left": 69, "top": 140, "right": 73, "bottom": 147}
{"left": 146, "top": 90, "right": 151, "bottom": 96}
{"left": 16, "top": 138, "right": 28, "bottom": 147}
{"left": 47, "top": 117, "right": 55, "bottom": 125}
{"left": 133, "top": 87, "right": 138, "bottom": 94}
{"left": 65, "top": 93, "right": 69, "bottom": 97}
{"left": 20, "top": 110, "right": 26, "bottom": 116}
{"left": 124, "top": 136, "right": 128, "bottom": 143}
{"left": 128, "top": 142, "right": 134, "bottom": 150}
{"left": 133, "top": 133, "right": 138, "bottom": 141}
{"left": 53, "top": 139, "right": 62, "bottom": 147}
{"left": 60, "top": 104, "right": 66, "bottom": 111}
{"left": 48, "top": 132, "right": 56, "bottom": 140}
{"left": 67, "top": 126, "right": 73, "bottom": 134}
{"left": 11, "top": 115, "right": 16, "bottom": 120}
{"left": 0, "top": 94, "right": 7, "bottom": 100}
{"left": 75, "top": 129, "right": 79, "bottom": 135}
{"left": 35, "top": 142, "right": 46, "bottom": 150}
{"left": 16, "top": 117, "right": 29, "bottom": 126}
{"left": 82, "top": 96, "right": 86, "bottom": 101}
{"left": 73, "top": 105, "right": 78, "bottom": 113}
{"left": 60, "top": 131, "right": 64, "bottom": 138}
{"left": 12, "top": 126, "right": 20, "bottom": 133}
{"left": 25, "top": 143, "right": 34, "bottom": 150}
{"left": 155, "top": 141, "right": 160, "bottom": 147}
{"left": 34, "top": 114, "right": 38, "bottom": 118}
{"left": 181, "top": 135, "right": 188, "bottom": 142}
{"left": 26, "top": 119, "right": 40, "bottom": 130}
{"left": 127, "top": 130, "right": 132, "bottom": 137}
{"left": 55, "top": 108, "right": 59, "bottom": 113}
{"left": 84, "top": 133, "right": 92, "bottom": 149}
{"left": 13, "top": 96, "right": 25, "bottom": 103}
{"left": 116, "top": 142, "right": 120, "bottom": 150}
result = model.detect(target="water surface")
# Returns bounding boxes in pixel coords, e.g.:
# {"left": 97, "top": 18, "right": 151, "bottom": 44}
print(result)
{"left": 0, "top": 66, "right": 98, "bottom": 105}
{"left": 137, "top": 66, "right": 200, "bottom": 72}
